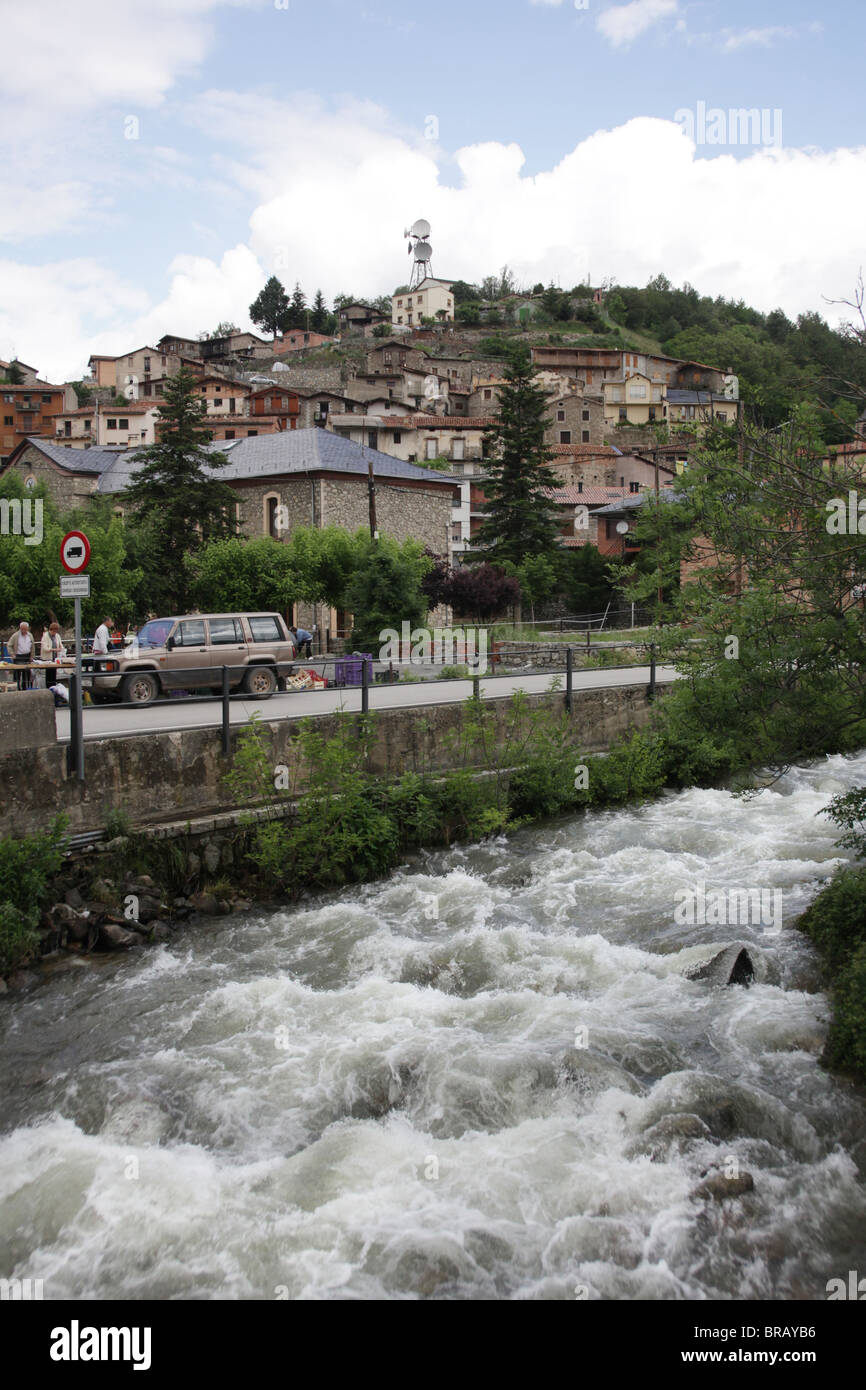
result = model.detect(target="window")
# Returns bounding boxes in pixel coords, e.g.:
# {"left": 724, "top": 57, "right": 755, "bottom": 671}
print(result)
{"left": 582, "top": 409, "right": 590, "bottom": 421}
{"left": 264, "top": 397, "right": 271, "bottom": 410}
{"left": 393, "top": 430, "right": 402, "bottom": 443}
{"left": 119, "top": 419, "right": 128, "bottom": 430}
{"left": 107, "top": 418, "right": 117, "bottom": 429}
{"left": 161, "top": 356, "right": 166, "bottom": 366}
{"left": 484, "top": 389, "right": 492, "bottom": 400}
{"left": 2, "top": 394, "right": 12, "bottom": 403}
{"left": 214, "top": 399, "right": 222, "bottom": 408}
{"left": 560, "top": 431, "right": 571, "bottom": 444}
{"left": 144, "top": 358, "right": 151, "bottom": 373}
{"left": 630, "top": 481, "right": 640, "bottom": 493}
{"left": 229, "top": 399, "right": 236, "bottom": 413}
{"left": 619, "top": 408, "right": 627, "bottom": 421}
{"left": 225, "top": 430, "right": 235, "bottom": 440}
{"left": 397, "top": 317, "right": 403, "bottom": 325}
{"left": 628, "top": 384, "right": 647, "bottom": 399}
{"left": 426, "top": 439, "right": 438, "bottom": 460}
{"left": 208, "top": 617, "right": 244, "bottom": 646}
{"left": 248, "top": 429, "right": 258, "bottom": 436}
{"left": 557, "top": 410, "right": 565, "bottom": 421}
{"left": 249, "top": 616, "right": 281, "bottom": 643}
{"left": 397, "top": 300, "right": 403, "bottom": 309}
{"left": 42, "top": 394, "right": 52, "bottom": 403}
{"left": 452, "top": 437, "right": 465, "bottom": 460}
{"left": 620, "top": 477, "right": 625, "bottom": 486}
{"left": 3, "top": 416, "right": 11, "bottom": 426}
{"left": 175, "top": 619, "right": 206, "bottom": 647}
{"left": 577, "top": 481, "right": 583, "bottom": 494}
{"left": 581, "top": 430, "right": 590, "bottom": 443}
{"left": 384, "top": 352, "right": 392, "bottom": 365}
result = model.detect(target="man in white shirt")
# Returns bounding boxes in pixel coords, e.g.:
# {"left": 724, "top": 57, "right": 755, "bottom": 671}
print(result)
{"left": 8, "top": 620, "right": 33, "bottom": 689}
{"left": 92, "top": 616, "right": 113, "bottom": 657}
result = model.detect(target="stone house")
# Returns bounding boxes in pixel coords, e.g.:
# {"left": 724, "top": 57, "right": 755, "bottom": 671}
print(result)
{"left": 88, "top": 346, "right": 204, "bottom": 397}
{"left": 329, "top": 412, "right": 496, "bottom": 465}
{"left": 364, "top": 340, "right": 427, "bottom": 375}
{"left": 1, "top": 431, "right": 456, "bottom": 640}
{"left": 544, "top": 393, "right": 605, "bottom": 447}
{"left": 338, "top": 303, "right": 388, "bottom": 336}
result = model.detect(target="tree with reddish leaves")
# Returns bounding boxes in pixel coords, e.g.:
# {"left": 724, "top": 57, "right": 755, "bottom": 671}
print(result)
{"left": 445, "top": 563, "right": 520, "bottom": 623}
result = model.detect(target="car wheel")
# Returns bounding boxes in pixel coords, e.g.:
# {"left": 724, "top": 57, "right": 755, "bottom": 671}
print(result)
{"left": 242, "top": 666, "right": 277, "bottom": 698}
{"left": 120, "top": 672, "right": 160, "bottom": 706}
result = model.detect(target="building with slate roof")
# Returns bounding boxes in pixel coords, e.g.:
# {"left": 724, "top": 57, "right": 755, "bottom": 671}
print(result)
{"left": 1, "top": 430, "right": 459, "bottom": 642}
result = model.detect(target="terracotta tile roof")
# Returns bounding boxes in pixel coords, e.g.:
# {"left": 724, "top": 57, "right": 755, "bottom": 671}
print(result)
{"left": 545, "top": 486, "right": 633, "bottom": 506}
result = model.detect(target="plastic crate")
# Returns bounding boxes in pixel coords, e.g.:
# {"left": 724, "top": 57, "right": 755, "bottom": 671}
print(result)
{"left": 334, "top": 654, "right": 373, "bottom": 687}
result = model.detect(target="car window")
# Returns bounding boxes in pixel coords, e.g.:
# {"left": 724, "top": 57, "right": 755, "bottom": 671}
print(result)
{"left": 136, "top": 619, "right": 173, "bottom": 649}
{"left": 248, "top": 616, "right": 282, "bottom": 643}
{"left": 175, "top": 620, "right": 206, "bottom": 647}
{"left": 208, "top": 618, "right": 244, "bottom": 645}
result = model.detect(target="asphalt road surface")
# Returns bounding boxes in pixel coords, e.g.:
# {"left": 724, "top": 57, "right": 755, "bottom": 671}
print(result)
{"left": 54, "top": 664, "right": 679, "bottom": 742}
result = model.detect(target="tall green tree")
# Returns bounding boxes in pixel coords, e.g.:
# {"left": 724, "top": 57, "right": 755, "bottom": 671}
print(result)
{"left": 310, "top": 290, "right": 328, "bottom": 332}
{"left": 123, "top": 367, "right": 236, "bottom": 613}
{"left": 472, "top": 346, "right": 562, "bottom": 566}
{"left": 249, "top": 276, "right": 291, "bottom": 338}
{"left": 286, "top": 282, "right": 308, "bottom": 330}
{"left": 345, "top": 534, "right": 430, "bottom": 651}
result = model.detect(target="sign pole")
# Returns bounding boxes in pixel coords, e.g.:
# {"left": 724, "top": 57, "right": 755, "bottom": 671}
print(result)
{"left": 73, "top": 595, "right": 84, "bottom": 780}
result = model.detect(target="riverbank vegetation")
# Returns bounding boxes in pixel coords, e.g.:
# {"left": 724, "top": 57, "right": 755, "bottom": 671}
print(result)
{"left": 0, "top": 814, "right": 67, "bottom": 972}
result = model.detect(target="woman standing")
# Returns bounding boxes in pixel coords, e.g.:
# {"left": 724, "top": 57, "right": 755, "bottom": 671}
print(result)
{"left": 40, "top": 621, "right": 67, "bottom": 688}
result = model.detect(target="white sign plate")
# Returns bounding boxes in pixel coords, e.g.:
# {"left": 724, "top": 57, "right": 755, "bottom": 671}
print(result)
{"left": 60, "top": 575, "right": 91, "bottom": 598}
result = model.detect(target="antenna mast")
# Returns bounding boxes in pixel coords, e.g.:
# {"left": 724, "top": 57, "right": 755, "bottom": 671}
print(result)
{"left": 404, "top": 219, "right": 433, "bottom": 290}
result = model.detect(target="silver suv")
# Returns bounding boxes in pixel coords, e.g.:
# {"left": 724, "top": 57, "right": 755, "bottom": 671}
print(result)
{"left": 83, "top": 612, "right": 297, "bottom": 705}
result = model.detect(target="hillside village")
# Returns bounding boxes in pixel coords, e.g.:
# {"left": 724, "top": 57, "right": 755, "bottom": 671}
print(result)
{"left": 3, "top": 243, "right": 864, "bottom": 644}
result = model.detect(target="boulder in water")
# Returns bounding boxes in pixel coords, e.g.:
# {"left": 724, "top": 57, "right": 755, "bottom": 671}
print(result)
{"left": 693, "top": 1170, "right": 755, "bottom": 1202}
{"left": 625, "top": 1112, "right": 711, "bottom": 1161}
{"left": 683, "top": 941, "right": 771, "bottom": 988}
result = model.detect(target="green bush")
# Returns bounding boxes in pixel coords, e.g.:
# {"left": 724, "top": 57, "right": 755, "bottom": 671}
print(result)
{"left": 438, "top": 665, "right": 471, "bottom": 680}
{"left": 824, "top": 944, "right": 866, "bottom": 1077}
{"left": 797, "top": 866, "right": 866, "bottom": 980}
{"left": 0, "top": 815, "right": 68, "bottom": 971}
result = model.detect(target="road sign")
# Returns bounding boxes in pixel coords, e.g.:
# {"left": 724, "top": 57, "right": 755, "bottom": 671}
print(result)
{"left": 60, "top": 530, "right": 91, "bottom": 574}
{"left": 60, "top": 575, "right": 91, "bottom": 598}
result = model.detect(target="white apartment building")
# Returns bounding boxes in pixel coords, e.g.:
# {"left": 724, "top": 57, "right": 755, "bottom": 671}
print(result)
{"left": 392, "top": 278, "right": 454, "bottom": 327}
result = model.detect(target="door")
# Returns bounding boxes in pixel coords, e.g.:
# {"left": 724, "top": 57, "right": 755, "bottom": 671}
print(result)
{"left": 206, "top": 616, "right": 248, "bottom": 687}
{"left": 164, "top": 618, "right": 210, "bottom": 689}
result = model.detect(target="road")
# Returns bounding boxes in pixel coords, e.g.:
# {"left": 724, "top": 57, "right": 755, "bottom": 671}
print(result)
{"left": 54, "top": 664, "right": 679, "bottom": 741}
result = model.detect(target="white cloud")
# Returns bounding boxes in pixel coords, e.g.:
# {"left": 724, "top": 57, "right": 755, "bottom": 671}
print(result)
{"left": 596, "top": 0, "right": 678, "bottom": 48}
{"left": 723, "top": 26, "right": 795, "bottom": 53}
{"left": 5, "top": 108, "right": 866, "bottom": 380}
{"left": 0, "top": 0, "right": 262, "bottom": 116}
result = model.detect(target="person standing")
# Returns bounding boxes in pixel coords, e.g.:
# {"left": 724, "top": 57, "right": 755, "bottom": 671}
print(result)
{"left": 40, "top": 621, "right": 67, "bottom": 688}
{"left": 290, "top": 625, "right": 313, "bottom": 659}
{"left": 8, "top": 621, "right": 33, "bottom": 689}
{"left": 92, "top": 616, "right": 113, "bottom": 657}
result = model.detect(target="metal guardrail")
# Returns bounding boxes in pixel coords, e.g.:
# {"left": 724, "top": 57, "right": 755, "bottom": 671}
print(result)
{"left": 64, "top": 645, "right": 663, "bottom": 776}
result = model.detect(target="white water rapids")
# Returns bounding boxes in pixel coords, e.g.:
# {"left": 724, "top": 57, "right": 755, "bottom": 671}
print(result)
{"left": 2, "top": 752, "right": 866, "bottom": 1300}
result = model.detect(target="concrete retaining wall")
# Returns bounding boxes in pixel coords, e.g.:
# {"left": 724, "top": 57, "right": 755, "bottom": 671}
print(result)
{"left": 0, "top": 683, "right": 659, "bottom": 839}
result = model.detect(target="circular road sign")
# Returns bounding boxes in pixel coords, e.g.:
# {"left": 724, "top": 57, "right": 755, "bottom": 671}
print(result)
{"left": 60, "top": 530, "right": 91, "bottom": 574}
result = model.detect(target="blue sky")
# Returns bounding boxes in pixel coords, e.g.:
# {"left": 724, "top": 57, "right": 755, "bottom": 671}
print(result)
{"left": 2, "top": 0, "right": 865, "bottom": 379}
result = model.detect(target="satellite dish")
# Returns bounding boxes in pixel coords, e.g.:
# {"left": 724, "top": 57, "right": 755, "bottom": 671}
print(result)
{"left": 411, "top": 219, "right": 431, "bottom": 239}
{"left": 414, "top": 241, "right": 432, "bottom": 261}
{"left": 615, "top": 521, "right": 629, "bottom": 535}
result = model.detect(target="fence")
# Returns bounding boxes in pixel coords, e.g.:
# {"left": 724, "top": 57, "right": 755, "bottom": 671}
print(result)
{"left": 58, "top": 643, "right": 662, "bottom": 778}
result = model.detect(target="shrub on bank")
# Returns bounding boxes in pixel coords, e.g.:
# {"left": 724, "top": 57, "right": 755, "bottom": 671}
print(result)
{"left": 0, "top": 815, "right": 68, "bottom": 971}
{"left": 798, "top": 865, "right": 866, "bottom": 1079}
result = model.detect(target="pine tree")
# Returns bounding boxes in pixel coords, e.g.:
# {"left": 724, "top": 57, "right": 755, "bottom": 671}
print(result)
{"left": 310, "top": 289, "right": 328, "bottom": 332}
{"left": 287, "top": 282, "right": 308, "bottom": 330}
{"left": 249, "top": 276, "right": 291, "bottom": 338}
{"left": 123, "top": 367, "right": 238, "bottom": 612}
{"left": 472, "top": 346, "right": 562, "bottom": 566}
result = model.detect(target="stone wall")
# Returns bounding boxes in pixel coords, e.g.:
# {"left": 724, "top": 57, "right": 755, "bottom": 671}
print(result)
{"left": 0, "top": 683, "right": 663, "bottom": 839}
{"left": 3, "top": 443, "right": 99, "bottom": 511}
{"left": 493, "top": 641, "right": 646, "bottom": 668}
{"left": 320, "top": 478, "right": 452, "bottom": 554}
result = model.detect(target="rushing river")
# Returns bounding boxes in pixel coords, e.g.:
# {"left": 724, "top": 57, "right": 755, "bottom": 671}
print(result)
{"left": 2, "top": 753, "right": 866, "bottom": 1301}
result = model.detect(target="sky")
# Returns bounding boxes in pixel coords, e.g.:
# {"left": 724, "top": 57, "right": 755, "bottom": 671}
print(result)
{"left": 2, "top": 0, "right": 865, "bottom": 381}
